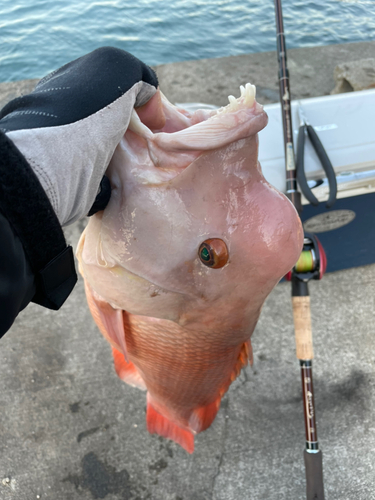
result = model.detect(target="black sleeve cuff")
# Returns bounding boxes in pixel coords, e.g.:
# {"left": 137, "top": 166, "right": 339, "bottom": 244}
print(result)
{"left": 0, "top": 131, "right": 77, "bottom": 317}
{"left": 0, "top": 211, "right": 36, "bottom": 338}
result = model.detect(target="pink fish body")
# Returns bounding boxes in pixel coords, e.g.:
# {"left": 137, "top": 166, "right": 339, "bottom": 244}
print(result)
{"left": 76, "top": 85, "right": 303, "bottom": 452}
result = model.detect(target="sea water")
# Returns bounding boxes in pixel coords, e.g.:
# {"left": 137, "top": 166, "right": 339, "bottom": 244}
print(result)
{"left": 0, "top": 0, "right": 374, "bottom": 82}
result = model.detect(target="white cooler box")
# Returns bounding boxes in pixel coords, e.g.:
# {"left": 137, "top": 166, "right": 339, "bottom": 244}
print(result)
{"left": 258, "top": 90, "right": 375, "bottom": 273}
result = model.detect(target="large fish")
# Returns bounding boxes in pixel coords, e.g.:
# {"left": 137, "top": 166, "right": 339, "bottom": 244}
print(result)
{"left": 76, "top": 84, "right": 303, "bottom": 453}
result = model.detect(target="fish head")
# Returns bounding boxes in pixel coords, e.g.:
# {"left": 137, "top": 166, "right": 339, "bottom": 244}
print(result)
{"left": 78, "top": 85, "right": 303, "bottom": 336}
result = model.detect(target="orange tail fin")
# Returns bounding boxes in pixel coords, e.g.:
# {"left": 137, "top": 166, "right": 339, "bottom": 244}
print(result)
{"left": 111, "top": 347, "right": 146, "bottom": 390}
{"left": 146, "top": 395, "right": 195, "bottom": 454}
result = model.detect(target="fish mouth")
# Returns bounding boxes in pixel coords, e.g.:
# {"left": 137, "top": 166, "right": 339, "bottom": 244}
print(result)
{"left": 127, "top": 83, "right": 268, "bottom": 172}
{"left": 133, "top": 82, "right": 264, "bottom": 134}
{"left": 157, "top": 81, "right": 261, "bottom": 133}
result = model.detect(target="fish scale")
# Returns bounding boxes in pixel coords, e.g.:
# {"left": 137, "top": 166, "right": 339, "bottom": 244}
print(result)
{"left": 124, "top": 315, "right": 245, "bottom": 407}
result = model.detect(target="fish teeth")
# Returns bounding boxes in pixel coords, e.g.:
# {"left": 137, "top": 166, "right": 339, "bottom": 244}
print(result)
{"left": 218, "top": 83, "right": 257, "bottom": 115}
{"left": 227, "top": 95, "right": 238, "bottom": 111}
{"left": 244, "top": 83, "right": 256, "bottom": 106}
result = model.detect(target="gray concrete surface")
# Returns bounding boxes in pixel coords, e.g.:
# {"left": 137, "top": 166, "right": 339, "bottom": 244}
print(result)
{"left": 1, "top": 42, "right": 375, "bottom": 500}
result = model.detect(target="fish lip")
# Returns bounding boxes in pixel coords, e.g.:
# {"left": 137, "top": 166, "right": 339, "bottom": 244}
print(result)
{"left": 144, "top": 100, "right": 268, "bottom": 170}
{"left": 143, "top": 92, "right": 267, "bottom": 136}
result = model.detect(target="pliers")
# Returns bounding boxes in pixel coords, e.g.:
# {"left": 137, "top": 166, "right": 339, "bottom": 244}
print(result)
{"left": 296, "top": 103, "right": 337, "bottom": 208}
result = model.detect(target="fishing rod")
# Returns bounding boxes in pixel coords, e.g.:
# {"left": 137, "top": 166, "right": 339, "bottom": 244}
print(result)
{"left": 274, "top": 1, "right": 325, "bottom": 499}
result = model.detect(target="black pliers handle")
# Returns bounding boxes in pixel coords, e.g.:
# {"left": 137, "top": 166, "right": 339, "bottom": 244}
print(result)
{"left": 296, "top": 104, "right": 337, "bottom": 208}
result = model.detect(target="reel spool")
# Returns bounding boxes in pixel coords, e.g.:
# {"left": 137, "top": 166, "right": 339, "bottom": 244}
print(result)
{"left": 286, "top": 232, "right": 327, "bottom": 282}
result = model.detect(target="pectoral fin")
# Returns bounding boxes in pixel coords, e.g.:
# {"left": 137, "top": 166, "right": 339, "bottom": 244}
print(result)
{"left": 84, "top": 281, "right": 128, "bottom": 362}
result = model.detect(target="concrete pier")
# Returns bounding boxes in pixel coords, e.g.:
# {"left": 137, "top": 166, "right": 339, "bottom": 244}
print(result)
{"left": 0, "top": 42, "right": 374, "bottom": 500}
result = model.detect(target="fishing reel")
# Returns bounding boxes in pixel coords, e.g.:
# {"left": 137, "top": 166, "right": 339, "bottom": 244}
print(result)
{"left": 285, "top": 232, "right": 327, "bottom": 283}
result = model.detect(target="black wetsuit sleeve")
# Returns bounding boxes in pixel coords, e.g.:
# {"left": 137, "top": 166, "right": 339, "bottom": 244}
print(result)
{"left": 0, "top": 211, "right": 36, "bottom": 338}
{"left": 0, "top": 132, "right": 77, "bottom": 338}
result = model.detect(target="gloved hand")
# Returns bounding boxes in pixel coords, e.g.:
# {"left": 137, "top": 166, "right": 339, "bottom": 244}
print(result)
{"left": 0, "top": 46, "right": 165, "bottom": 226}
{"left": 0, "top": 47, "right": 166, "bottom": 331}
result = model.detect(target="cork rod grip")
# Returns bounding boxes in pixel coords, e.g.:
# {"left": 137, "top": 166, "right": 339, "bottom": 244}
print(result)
{"left": 292, "top": 296, "right": 314, "bottom": 360}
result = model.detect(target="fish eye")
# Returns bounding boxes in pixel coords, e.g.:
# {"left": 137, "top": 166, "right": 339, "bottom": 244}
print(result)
{"left": 198, "top": 239, "right": 229, "bottom": 269}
